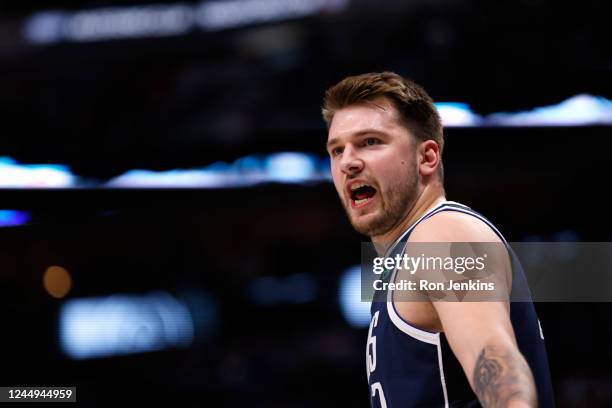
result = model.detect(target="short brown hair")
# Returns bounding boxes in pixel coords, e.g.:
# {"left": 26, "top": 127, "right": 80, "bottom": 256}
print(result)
{"left": 322, "top": 71, "right": 444, "bottom": 154}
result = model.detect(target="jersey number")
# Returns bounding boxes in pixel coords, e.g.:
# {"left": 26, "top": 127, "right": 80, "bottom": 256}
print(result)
{"left": 371, "top": 382, "right": 387, "bottom": 408}
{"left": 367, "top": 312, "right": 387, "bottom": 407}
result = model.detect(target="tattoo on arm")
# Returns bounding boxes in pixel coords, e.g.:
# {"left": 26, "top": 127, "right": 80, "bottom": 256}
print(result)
{"left": 473, "top": 345, "right": 537, "bottom": 407}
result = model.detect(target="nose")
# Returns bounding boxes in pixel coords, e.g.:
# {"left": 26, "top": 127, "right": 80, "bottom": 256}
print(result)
{"left": 340, "top": 144, "right": 364, "bottom": 176}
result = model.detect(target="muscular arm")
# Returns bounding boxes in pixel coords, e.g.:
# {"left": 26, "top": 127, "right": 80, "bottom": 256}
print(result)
{"left": 428, "top": 300, "right": 538, "bottom": 408}
{"left": 473, "top": 343, "right": 536, "bottom": 407}
{"left": 407, "top": 211, "right": 538, "bottom": 407}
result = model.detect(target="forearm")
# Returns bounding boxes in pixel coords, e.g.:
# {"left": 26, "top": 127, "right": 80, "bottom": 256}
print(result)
{"left": 472, "top": 344, "right": 537, "bottom": 408}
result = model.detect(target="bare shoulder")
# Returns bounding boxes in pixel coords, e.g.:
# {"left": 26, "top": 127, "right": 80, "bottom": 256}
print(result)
{"left": 410, "top": 209, "right": 503, "bottom": 243}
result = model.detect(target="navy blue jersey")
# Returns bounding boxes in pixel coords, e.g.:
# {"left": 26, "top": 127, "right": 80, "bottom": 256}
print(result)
{"left": 366, "top": 201, "right": 555, "bottom": 407}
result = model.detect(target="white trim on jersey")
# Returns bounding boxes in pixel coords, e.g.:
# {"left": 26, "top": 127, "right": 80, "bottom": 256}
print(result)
{"left": 437, "top": 341, "right": 450, "bottom": 408}
{"left": 385, "top": 200, "right": 508, "bottom": 344}
{"left": 385, "top": 299, "right": 439, "bottom": 345}
{"left": 385, "top": 297, "right": 449, "bottom": 408}
{"left": 383, "top": 200, "right": 504, "bottom": 408}
{"left": 384, "top": 200, "right": 450, "bottom": 344}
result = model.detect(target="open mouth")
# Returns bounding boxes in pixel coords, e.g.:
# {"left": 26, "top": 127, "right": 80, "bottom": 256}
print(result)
{"left": 349, "top": 183, "right": 377, "bottom": 207}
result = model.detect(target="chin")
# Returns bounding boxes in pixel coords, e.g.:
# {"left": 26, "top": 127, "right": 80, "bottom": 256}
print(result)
{"left": 350, "top": 215, "right": 388, "bottom": 237}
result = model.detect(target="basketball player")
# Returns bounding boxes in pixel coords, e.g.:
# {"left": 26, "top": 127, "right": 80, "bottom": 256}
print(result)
{"left": 322, "top": 72, "right": 554, "bottom": 407}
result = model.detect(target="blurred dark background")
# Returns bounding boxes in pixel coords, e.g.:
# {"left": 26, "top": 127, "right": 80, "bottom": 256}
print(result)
{"left": 1, "top": 0, "right": 611, "bottom": 406}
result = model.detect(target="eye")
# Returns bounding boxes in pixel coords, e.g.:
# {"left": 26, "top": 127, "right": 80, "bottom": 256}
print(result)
{"left": 364, "top": 137, "right": 380, "bottom": 146}
{"left": 330, "top": 146, "right": 343, "bottom": 157}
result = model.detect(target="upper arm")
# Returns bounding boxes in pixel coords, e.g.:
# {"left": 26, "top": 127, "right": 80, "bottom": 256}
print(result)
{"left": 408, "top": 211, "right": 518, "bottom": 386}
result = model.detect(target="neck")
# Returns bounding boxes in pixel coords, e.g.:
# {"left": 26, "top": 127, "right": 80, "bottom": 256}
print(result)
{"left": 371, "top": 184, "right": 446, "bottom": 254}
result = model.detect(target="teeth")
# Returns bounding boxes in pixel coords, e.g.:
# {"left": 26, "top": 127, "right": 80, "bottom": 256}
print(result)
{"left": 354, "top": 197, "right": 371, "bottom": 206}
{"left": 351, "top": 183, "right": 369, "bottom": 191}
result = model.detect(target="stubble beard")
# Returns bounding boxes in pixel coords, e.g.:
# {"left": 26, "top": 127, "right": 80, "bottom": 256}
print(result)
{"left": 346, "top": 170, "right": 418, "bottom": 237}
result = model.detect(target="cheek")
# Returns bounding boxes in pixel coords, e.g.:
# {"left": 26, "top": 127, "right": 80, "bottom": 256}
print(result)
{"left": 377, "top": 159, "right": 412, "bottom": 189}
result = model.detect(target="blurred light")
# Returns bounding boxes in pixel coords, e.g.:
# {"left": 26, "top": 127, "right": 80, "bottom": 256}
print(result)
{"left": 233, "top": 155, "right": 262, "bottom": 172}
{"left": 0, "top": 157, "right": 76, "bottom": 188}
{"left": 250, "top": 273, "right": 317, "bottom": 305}
{"left": 43, "top": 266, "right": 72, "bottom": 299}
{"left": 435, "top": 102, "right": 482, "bottom": 127}
{"left": 106, "top": 151, "right": 328, "bottom": 187}
{"left": 26, "top": 4, "right": 193, "bottom": 43}
{"left": 436, "top": 95, "right": 612, "bottom": 127}
{"left": 338, "top": 265, "right": 371, "bottom": 328}
{"left": 59, "top": 292, "right": 194, "bottom": 359}
{"left": 486, "top": 94, "right": 612, "bottom": 126}
{"left": 24, "top": 11, "right": 65, "bottom": 44}
{"left": 106, "top": 168, "right": 240, "bottom": 188}
{"left": 0, "top": 153, "right": 330, "bottom": 188}
{"left": 0, "top": 210, "right": 30, "bottom": 227}
{"left": 24, "top": 0, "right": 349, "bottom": 44}
{"left": 197, "top": 0, "right": 345, "bottom": 31}
{"left": 64, "top": 4, "right": 193, "bottom": 42}
{"left": 265, "top": 152, "right": 316, "bottom": 182}
{"left": 3, "top": 90, "right": 611, "bottom": 190}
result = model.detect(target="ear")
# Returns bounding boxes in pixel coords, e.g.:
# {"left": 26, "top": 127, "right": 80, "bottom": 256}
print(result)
{"left": 418, "top": 140, "right": 441, "bottom": 177}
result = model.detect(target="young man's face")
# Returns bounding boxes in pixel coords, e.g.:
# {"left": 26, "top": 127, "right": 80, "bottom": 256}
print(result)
{"left": 326, "top": 97, "right": 420, "bottom": 238}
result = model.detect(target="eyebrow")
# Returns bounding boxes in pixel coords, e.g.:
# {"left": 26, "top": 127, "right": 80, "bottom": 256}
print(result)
{"left": 326, "top": 129, "right": 387, "bottom": 149}
{"left": 326, "top": 138, "right": 340, "bottom": 149}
